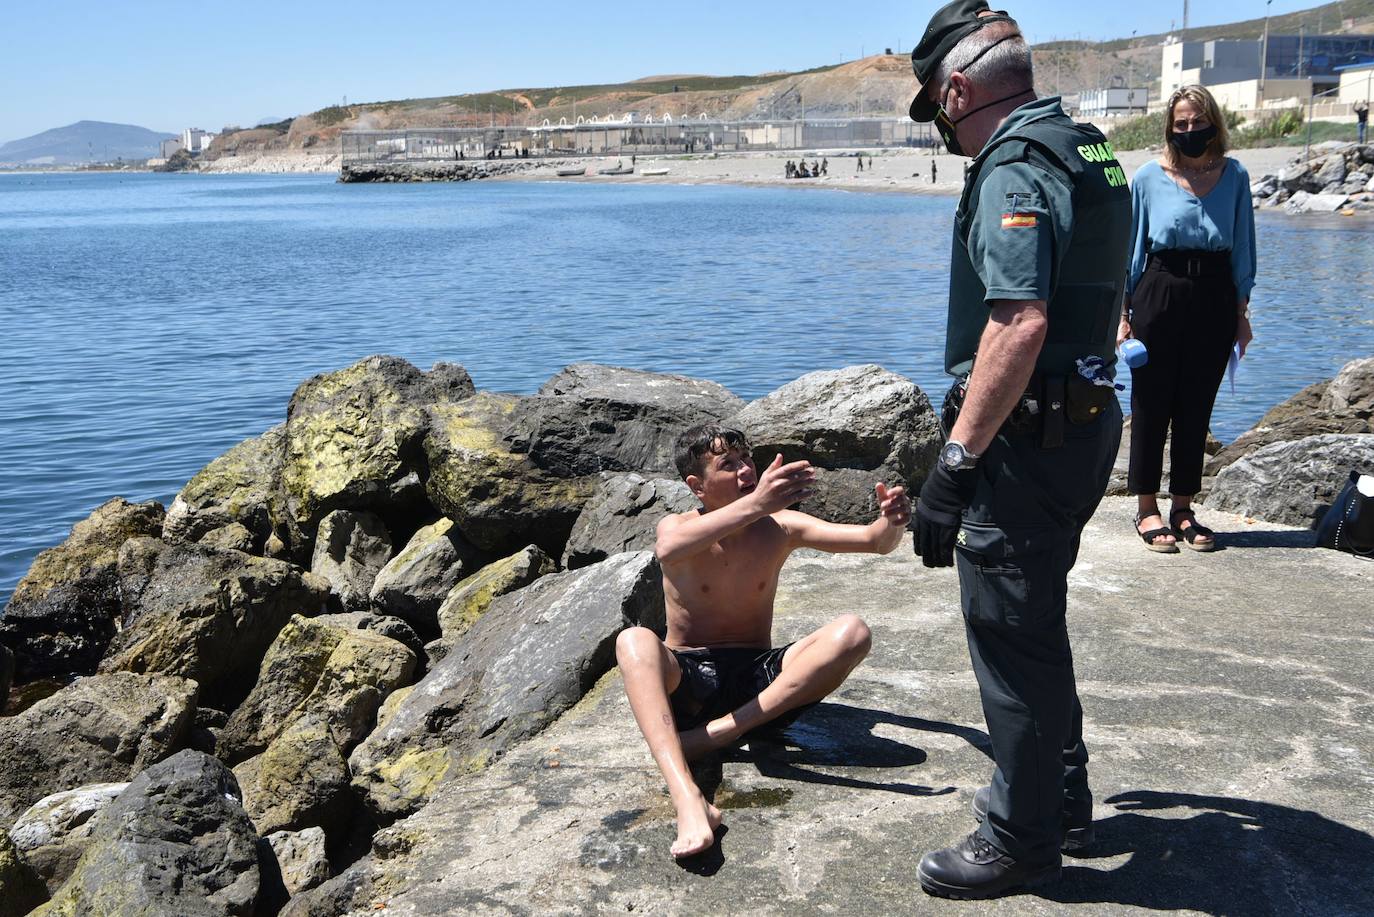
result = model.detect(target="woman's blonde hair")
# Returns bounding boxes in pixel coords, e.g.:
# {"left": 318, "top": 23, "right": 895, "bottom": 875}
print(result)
{"left": 1163, "top": 84, "right": 1229, "bottom": 166}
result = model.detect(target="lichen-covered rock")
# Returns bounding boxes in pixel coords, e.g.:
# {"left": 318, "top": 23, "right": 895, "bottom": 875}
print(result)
{"left": 98, "top": 541, "right": 331, "bottom": 708}
{"left": 1206, "top": 434, "right": 1374, "bottom": 527}
{"left": 281, "top": 356, "right": 474, "bottom": 535}
{"left": 506, "top": 363, "right": 745, "bottom": 477}
{"left": 233, "top": 714, "right": 352, "bottom": 836}
{"left": 278, "top": 864, "right": 373, "bottom": 917}
{"left": 350, "top": 551, "right": 664, "bottom": 819}
{"left": 435, "top": 544, "right": 555, "bottom": 642}
{"left": 727, "top": 365, "right": 942, "bottom": 522}
{"left": 218, "top": 614, "right": 416, "bottom": 765}
{"left": 198, "top": 522, "right": 255, "bottom": 552}
{"left": 425, "top": 392, "right": 596, "bottom": 556}
{"left": 368, "top": 518, "right": 483, "bottom": 634}
{"left": 9, "top": 783, "right": 128, "bottom": 892}
{"left": 310, "top": 510, "right": 392, "bottom": 610}
{"left": 163, "top": 425, "right": 286, "bottom": 551}
{"left": 0, "top": 673, "right": 196, "bottom": 827}
{"left": 562, "top": 473, "right": 696, "bottom": 570}
{"left": 0, "top": 829, "right": 47, "bottom": 917}
{"left": 264, "top": 827, "right": 330, "bottom": 896}
{"left": 0, "top": 498, "right": 164, "bottom": 683}
{"left": 312, "top": 611, "right": 425, "bottom": 660}
{"left": 33, "top": 751, "right": 259, "bottom": 917}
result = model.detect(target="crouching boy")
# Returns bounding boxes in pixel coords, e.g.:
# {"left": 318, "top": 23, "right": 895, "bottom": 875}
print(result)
{"left": 616, "top": 423, "right": 911, "bottom": 858}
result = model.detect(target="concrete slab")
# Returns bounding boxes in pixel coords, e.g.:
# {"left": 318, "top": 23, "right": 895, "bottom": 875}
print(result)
{"left": 354, "top": 497, "right": 1373, "bottom": 916}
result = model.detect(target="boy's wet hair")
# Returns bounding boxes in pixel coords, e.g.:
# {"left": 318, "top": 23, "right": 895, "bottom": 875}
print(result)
{"left": 674, "top": 424, "right": 752, "bottom": 481}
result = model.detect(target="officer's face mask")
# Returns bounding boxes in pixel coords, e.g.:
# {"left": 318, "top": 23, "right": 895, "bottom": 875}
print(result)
{"left": 931, "top": 35, "right": 1029, "bottom": 157}
{"left": 1169, "top": 123, "right": 1218, "bottom": 159}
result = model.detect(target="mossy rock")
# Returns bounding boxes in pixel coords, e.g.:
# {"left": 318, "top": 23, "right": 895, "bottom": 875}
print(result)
{"left": 425, "top": 393, "right": 595, "bottom": 556}
{"left": 233, "top": 715, "right": 352, "bottom": 837}
{"left": 164, "top": 425, "right": 287, "bottom": 552}
{"left": 0, "top": 829, "right": 47, "bottom": 917}
{"left": 219, "top": 615, "right": 417, "bottom": 765}
{"left": 435, "top": 544, "right": 554, "bottom": 642}
{"left": 281, "top": 356, "right": 474, "bottom": 533}
{"left": 9, "top": 498, "right": 164, "bottom": 608}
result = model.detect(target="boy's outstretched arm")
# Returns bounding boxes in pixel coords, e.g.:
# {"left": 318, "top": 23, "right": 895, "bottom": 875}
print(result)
{"left": 779, "top": 483, "right": 912, "bottom": 555}
{"left": 655, "top": 455, "right": 815, "bottom": 565}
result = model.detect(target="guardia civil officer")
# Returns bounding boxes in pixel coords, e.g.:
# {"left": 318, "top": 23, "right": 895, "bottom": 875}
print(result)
{"left": 906, "top": 0, "right": 1132, "bottom": 899}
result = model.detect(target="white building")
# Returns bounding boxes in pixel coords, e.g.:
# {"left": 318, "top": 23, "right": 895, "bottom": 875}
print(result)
{"left": 1338, "top": 62, "right": 1374, "bottom": 104}
{"left": 160, "top": 138, "right": 184, "bottom": 158}
{"left": 1079, "top": 87, "right": 1149, "bottom": 118}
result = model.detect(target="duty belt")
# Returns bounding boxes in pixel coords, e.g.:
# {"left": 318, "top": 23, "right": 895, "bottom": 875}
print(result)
{"left": 941, "top": 370, "right": 1113, "bottom": 450}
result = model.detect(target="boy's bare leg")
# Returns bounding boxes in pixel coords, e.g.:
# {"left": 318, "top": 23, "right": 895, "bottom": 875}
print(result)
{"left": 616, "top": 626, "right": 723, "bottom": 858}
{"left": 679, "top": 614, "right": 872, "bottom": 760}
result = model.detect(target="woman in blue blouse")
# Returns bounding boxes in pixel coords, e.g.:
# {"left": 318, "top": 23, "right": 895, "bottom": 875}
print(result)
{"left": 1119, "top": 85, "right": 1256, "bottom": 552}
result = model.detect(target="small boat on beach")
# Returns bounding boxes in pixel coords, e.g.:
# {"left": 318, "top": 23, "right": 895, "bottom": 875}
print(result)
{"left": 597, "top": 165, "right": 635, "bottom": 175}
{"left": 556, "top": 167, "right": 586, "bottom": 177}
{"left": 640, "top": 168, "right": 669, "bottom": 176}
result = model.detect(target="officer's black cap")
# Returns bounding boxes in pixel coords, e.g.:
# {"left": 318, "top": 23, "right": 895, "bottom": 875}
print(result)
{"left": 909, "top": 0, "right": 1018, "bottom": 122}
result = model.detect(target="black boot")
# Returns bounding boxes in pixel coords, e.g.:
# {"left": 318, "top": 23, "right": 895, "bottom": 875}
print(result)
{"left": 971, "top": 784, "right": 1095, "bottom": 852}
{"left": 918, "top": 832, "right": 1061, "bottom": 899}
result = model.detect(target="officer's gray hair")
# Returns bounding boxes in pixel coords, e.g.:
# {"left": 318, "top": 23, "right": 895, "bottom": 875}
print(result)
{"left": 933, "top": 22, "right": 1033, "bottom": 95}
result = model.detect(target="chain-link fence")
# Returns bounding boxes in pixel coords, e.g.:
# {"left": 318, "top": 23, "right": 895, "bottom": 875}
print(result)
{"left": 341, "top": 118, "right": 936, "bottom": 163}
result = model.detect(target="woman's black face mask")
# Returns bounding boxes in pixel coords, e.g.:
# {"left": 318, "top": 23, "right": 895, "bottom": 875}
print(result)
{"left": 1170, "top": 123, "right": 1217, "bottom": 159}
{"left": 930, "top": 35, "right": 1026, "bottom": 156}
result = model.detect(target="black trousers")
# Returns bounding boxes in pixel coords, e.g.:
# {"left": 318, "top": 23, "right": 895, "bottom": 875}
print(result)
{"left": 953, "top": 399, "right": 1122, "bottom": 862}
{"left": 1127, "top": 252, "right": 1239, "bottom": 497}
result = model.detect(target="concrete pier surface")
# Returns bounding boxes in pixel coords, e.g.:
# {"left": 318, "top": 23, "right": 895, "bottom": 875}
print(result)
{"left": 349, "top": 495, "right": 1374, "bottom": 915}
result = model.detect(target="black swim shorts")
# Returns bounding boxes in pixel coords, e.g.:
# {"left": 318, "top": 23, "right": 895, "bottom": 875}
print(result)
{"left": 668, "top": 644, "right": 815, "bottom": 736}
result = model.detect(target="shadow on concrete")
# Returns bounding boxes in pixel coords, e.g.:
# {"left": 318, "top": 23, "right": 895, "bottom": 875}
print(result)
{"left": 712, "top": 702, "right": 988, "bottom": 798}
{"left": 1216, "top": 528, "right": 1317, "bottom": 550}
{"left": 1040, "top": 790, "right": 1374, "bottom": 914}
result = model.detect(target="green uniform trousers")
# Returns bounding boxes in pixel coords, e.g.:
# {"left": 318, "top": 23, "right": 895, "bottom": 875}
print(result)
{"left": 954, "top": 398, "right": 1122, "bottom": 862}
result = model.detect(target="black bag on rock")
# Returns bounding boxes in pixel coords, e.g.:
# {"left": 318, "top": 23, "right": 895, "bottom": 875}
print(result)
{"left": 1315, "top": 471, "right": 1374, "bottom": 558}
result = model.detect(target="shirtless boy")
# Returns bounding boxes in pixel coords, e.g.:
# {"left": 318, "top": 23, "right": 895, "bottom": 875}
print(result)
{"left": 615, "top": 423, "right": 912, "bottom": 858}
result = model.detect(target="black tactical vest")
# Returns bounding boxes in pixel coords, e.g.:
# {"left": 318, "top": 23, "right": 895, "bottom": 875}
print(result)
{"left": 945, "top": 112, "right": 1132, "bottom": 376}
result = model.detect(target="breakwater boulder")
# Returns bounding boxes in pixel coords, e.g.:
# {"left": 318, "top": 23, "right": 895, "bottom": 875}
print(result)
{"left": 8, "top": 783, "right": 128, "bottom": 894}
{"left": 338, "top": 160, "right": 540, "bottom": 183}
{"left": 1206, "top": 433, "right": 1374, "bottom": 527}
{"left": 727, "top": 364, "right": 942, "bottom": 522}
{"left": 0, "top": 673, "right": 196, "bottom": 827}
{"left": 33, "top": 751, "right": 260, "bottom": 917}
{"left": 1251, "top": 143, "right": 1374, "bottom": 213}
{"left": 562, "top": 473, "right": 697, "bottom": 570}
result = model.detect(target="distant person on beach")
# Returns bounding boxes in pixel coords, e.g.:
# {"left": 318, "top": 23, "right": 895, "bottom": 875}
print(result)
{"left": 907, "top": 0, "right": 1131, "bottom": 898}
{"left": 1357, "top": 100, "right": 1368, "bottom": 144}
{"left": 931, "top": 160, "right": 938, "bottom": 183}
{"left": 786, "top": 160, "right": 795, "bottom": 178}
{"left": 821, "top": 157, "right": 829, "bottom": 175}
{"left": 1120, "top": 84, "right": 1256, "bottom": 553}
{"left": 857, "top": 156, "right": 864, "bottom": 172}
{"left": 616, "top": 424, "right": 910, "bottom": 860}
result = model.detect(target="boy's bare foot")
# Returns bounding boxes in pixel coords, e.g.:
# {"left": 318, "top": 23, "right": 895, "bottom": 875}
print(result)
{"left": 671, "top": 794, "right": 723, "bottom": 859}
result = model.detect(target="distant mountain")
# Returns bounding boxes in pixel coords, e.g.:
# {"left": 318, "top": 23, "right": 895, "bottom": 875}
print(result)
{"left": 0, "top": 121, "right": 177, "bottom": 164}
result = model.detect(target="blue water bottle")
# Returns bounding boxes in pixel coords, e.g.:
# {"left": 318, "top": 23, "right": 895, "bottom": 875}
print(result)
{"left": 1118, "top": 338, "right": 1148, "bottom": 369}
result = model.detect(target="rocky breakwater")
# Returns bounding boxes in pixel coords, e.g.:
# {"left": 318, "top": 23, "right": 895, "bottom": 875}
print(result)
{"left": 0, "top": 356, "right": 940, "bottom": 915}
{"left": 1249, "top": 142, "right": 1374, "bottom": 214}
{"left": 338, "top": 160, "right": 543, "bottom": 183}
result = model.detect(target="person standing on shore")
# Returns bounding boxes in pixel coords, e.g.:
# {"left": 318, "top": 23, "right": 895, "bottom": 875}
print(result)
{"left": 1356, "top": 100, "right": 1368, "bottom": 144}
{"left": 1119, "top": 84, "right": 1256, "bottom": 552}
{"left": 906, "top": 0, "right": 1131, "bottom": 899}
{"left": 931, "top": 159, "right": 938, "bottom": 183}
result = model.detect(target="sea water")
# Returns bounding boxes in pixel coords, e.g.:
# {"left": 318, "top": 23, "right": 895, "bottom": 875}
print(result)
{"left": 2, "top": 171, "right": 1372, "bottom": 603}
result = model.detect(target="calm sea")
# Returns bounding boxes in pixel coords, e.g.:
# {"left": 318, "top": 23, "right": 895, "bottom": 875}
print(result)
{"left": 2, "top": 172, "right": 1372, "bottom": 604}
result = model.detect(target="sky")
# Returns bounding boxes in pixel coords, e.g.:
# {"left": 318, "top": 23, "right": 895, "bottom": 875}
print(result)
{"left": 0, "top": 0, "right": 1325, "bottom": 145}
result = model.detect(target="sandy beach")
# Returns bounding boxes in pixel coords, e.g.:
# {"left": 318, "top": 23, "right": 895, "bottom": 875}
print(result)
{"left": 208, "top": 144, "right": 1302, "bottom": 194}
{"left": 498, "top": 145, "right": 1301, "bottom": 195}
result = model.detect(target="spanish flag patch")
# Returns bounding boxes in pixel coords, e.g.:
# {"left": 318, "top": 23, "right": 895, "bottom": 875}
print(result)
{"left": 1001, "top": 212, "right": 1038, "bottom": 229}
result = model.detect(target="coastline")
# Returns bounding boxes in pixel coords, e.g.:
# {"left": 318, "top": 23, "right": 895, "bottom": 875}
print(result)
{"left": 203, "top": 145, "right": 1301, "bottom": 195}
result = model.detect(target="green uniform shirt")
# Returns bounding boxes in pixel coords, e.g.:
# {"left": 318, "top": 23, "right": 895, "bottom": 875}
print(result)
{"left": 965, "top": 99, "right": 1076, "bottom": 303}
{"left": 945, "top": 96, "right": 1131, "bottom": 376}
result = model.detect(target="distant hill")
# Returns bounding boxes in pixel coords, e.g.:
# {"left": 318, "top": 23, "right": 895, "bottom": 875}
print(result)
{"left": 206, "top": 0, "right": 1374, "bottom": 158}
{"left": 0, "top": 121, "right": 176, "bottom": 165}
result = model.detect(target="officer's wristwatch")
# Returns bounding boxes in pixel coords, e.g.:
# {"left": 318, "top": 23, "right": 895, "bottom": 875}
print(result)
{"left": 939, "top": 440, "right": 981, "bottom": 472}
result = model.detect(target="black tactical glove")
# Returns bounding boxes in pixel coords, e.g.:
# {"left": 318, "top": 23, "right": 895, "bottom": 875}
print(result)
{"left": 913, "top": 463, "right": 979, "bottom": 568}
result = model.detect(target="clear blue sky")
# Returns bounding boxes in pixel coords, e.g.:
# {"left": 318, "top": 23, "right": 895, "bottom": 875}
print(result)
{"left": 1, "top": 0, "right": 1322, "bottom": 144}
